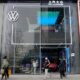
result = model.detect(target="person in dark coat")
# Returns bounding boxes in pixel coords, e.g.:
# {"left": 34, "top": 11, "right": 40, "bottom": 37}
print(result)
{"left": 59, "top": 59, "right": 66, "bottom": 79}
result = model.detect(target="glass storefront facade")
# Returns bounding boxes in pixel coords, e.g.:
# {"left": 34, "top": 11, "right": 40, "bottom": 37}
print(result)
{"left": 0, "top": 1, "right": 80, "bottom": 74}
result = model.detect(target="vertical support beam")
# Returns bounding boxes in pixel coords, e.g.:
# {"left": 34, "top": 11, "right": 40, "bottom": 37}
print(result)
{"left": 78, "top": 1, "right": 80, "bottom": 35}
{"left": 65, "top": 47, "right": 70, "bottom": 74}
{"left": 40, "top": 46, "right": 42, "bottom": 74}
{"left": 40, "top": 9, "right": 42, "bottom": 74}
{"left": 64, "top": 7, "right": 67, "bottom": 45}
{"left": 13, "top": 45, "right": 15, "bottom": 74}
{"left": 13, "top": 24, "right": 16, "bottom": 74}
{"left": 77, "top": 0, "right": 80, "bottom": 74}
{"left": 0, "top": 4, "right": 4, "bottom": 69}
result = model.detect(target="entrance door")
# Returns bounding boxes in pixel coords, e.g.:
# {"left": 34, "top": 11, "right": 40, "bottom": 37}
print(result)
{"left": 41, "top": 47, "right": 66, "bottom": 73}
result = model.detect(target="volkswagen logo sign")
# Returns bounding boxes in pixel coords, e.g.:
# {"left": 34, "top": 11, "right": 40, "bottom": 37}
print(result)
{"left": 8, "top": 11, "right": 19, "bottom": 22}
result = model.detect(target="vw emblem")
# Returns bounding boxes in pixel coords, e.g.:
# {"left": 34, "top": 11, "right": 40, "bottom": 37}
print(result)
{"left": 8, "top": 11, "right": 19, "bottom": 22}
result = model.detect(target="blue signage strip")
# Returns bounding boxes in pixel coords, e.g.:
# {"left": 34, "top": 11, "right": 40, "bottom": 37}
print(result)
{"left": 65, "top": 47, "right": 70, "bottom": 73}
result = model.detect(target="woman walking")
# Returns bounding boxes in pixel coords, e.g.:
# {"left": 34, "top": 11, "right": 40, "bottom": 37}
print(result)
{"left": 1, "top": 56, "right": 9, "bottom": 80}
{"left": 44, "top": 57, "right": 50, "bottom": 76}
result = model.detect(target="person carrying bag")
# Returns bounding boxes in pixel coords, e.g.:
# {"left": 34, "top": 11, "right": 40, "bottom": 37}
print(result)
{"left": 44, "top": 57, "right": 50, "bottom": 76}
{"left": 1, "top": 56, "right": 9, "bottom": 80}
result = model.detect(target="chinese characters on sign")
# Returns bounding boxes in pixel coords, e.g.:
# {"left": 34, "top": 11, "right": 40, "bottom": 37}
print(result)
{"left": 48, "top": 0, "right": 63, "bottom": 5}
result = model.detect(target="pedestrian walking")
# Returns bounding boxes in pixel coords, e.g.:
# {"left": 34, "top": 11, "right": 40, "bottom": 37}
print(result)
{"left": 59, "top": 59, "right": 66, "bottom": 79}
{"left": 44, "top": 57, "right": 50, "bottom": 76}
{"left": 32, "top": 59, "right": 37, "bottom": 74}
{"left": 1, "top": 56, "right": 9, "bottom": 80}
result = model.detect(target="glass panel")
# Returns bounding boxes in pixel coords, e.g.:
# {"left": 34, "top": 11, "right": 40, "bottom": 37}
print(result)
{"left": 41, "top": 7, "right": 66, "bottom": 44}
{"left": 5, "top": 4, "right": 41, "bottom": 44}
{"left": 14, "top": 45, "right": 41, "bottom": 74}
{"left": 4, "top": 4, "right": 71, "bottom": 45}
{"left": 41, "top": 7, "right": 71, "bottom": 45}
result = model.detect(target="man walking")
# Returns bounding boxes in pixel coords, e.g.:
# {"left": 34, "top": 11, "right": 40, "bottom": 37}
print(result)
{"left": 59, "top": 59, "right": 66, "bottom": 79}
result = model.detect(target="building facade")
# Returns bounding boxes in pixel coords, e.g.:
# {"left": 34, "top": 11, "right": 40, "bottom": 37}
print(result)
{"left": 0, "top": 0, "right": 80, "bottom": 74}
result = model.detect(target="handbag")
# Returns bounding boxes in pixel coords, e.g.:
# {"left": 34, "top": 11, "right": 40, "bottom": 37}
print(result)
{"left": 8, "top": 68, "right": 12, "bottom": 75}
{"left": 1, "top": 68, "right": 4, "bottom": 74}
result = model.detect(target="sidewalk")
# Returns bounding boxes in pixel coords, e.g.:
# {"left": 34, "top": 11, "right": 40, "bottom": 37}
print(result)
{"left": 0, "top": 73, "right": 80, "bottom": 80}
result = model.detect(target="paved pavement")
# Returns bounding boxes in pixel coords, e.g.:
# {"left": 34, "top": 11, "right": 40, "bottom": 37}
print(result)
{"left": 0, "top": 73, "right": 80, "bottom": 80}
